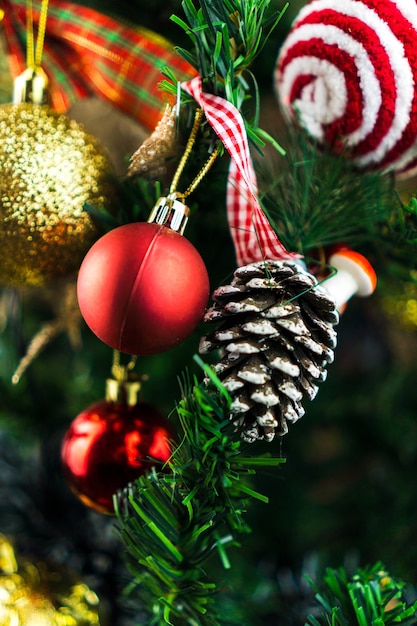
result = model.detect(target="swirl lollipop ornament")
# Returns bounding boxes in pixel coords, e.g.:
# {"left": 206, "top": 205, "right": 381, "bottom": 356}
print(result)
{"left": 275, "top": 0, "right": 417, "bottom": 175}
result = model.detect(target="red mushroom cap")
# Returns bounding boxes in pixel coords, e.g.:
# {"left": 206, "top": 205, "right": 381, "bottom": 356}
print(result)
{"left": 329, "top": 249, "right": 377, "bottom": 296}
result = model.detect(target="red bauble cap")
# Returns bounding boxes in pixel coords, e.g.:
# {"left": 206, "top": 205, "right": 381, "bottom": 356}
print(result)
{"left": 77, "top": 222, "right": 210, "bottom": 355}
{"left": 61, "top": 394, "right": 174, "bottom": 514}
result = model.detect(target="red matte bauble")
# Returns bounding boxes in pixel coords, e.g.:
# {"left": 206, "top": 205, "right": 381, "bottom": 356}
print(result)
{"left": 61, "top": 399, "right": 174, "bottom": 514}
{"left": 77, "top": 222, "right": 210, "bottom": 355}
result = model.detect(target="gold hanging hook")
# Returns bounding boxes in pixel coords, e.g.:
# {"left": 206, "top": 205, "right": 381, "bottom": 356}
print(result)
{"left": 147, "top": 107, "right": 221, "bottom": 233}
{"left": 107, "top": 350, "right": 143, "bottom": 406}
{"left": 111, "top": 349, "right": 138, "bottom": 383}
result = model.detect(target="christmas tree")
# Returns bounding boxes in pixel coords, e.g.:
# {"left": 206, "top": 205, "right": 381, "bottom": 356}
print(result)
{"left": 1, "top": 1, "right": 417, "bottom": 625}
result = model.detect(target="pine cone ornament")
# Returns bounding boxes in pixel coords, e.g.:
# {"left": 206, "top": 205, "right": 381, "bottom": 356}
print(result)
{"left": 199, "top": 261, "right": 339, "bottom": 442}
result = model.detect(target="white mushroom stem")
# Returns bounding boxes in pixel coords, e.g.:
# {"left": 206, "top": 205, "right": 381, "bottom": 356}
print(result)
{"left": 325, "top": 268, "right": 361, "bottom": 309}
{"left": 323, "top": 250, "right": 377, "bottom": 311}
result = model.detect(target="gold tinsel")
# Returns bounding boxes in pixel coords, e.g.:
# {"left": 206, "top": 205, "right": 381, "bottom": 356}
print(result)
{"left": 0, "top": 103, "right": 113, "bottom": 288}
{"left": 11, "top": 281, "right": 82, "bottom": 384}
{"left": 0, "top": 534, "right": 100, "bottom": 625}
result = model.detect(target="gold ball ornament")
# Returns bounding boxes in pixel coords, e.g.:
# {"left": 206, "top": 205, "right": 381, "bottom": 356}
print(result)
{"left": 0, "top": 534, "right": 101, "bottom": 625}
{"left": 0, "top": 103, "right": 113, "bottom": 288}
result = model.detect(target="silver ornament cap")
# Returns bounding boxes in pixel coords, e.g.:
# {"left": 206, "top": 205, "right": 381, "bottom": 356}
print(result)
{"left": 147, "top": 193, "right": 190, "bottom": 234}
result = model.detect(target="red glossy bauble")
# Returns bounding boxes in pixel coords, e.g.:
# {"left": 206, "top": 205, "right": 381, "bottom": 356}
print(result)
{"left": 61, "top": 398, "right": 174, "bottom": 514}
{"left": 77, "top": 222, "right": 210, "bottom": 355}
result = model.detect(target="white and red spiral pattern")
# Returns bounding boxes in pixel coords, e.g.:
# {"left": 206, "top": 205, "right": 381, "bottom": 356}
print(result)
{"left": 275, "top": 0, "right": 417, "bottom": 174}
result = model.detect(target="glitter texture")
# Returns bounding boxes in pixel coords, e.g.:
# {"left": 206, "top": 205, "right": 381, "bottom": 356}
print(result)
{"left": 0, "top": 104, "right": 113, "bottom": 287}
{"left": 0, "top": 534, "right": 100, "bottom": 625}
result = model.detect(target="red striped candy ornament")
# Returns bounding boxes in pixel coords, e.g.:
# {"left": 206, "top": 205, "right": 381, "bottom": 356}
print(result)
{"left": 275, "top": 0, "right": 417, "bottom": 175}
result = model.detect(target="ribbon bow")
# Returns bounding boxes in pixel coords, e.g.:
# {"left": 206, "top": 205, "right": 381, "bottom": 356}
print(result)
{"left": 1, "top": 0, "right": 196, "bottom": 130}
{"left": 182, "top": 76, "right": 296, "bottom": 266}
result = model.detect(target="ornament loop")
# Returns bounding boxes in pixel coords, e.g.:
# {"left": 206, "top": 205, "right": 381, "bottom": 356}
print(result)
{"left": 108, "top": 350, "right": 143, "bottom": 406}
{"left": 111, "top": 350, "right": 137, "bottom": 383}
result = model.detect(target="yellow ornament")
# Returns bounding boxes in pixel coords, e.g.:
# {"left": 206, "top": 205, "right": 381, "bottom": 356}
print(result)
{"left": 0, "top": 534, "right": 101, "bottom": 625}
{"left": 0, "top": 103, "right": 113, "bottom": 288}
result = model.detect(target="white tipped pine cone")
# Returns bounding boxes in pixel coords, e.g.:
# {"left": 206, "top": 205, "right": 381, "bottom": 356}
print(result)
{"left": 199, "top": 260, "right": 339, "bottom": 443}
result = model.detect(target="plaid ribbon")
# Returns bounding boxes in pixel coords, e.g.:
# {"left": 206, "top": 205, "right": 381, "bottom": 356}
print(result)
{"left": 182, "top": 76, "right": 295, "bottom": 266}
{"left": 1, "top": 0, "right": 196, "bottom": 129}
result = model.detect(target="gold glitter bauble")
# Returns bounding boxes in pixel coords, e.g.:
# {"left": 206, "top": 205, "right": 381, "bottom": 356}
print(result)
{"left": 0, "top": 534, "right": 101, "bottom": 625}
{"left": 0, "top": 104, "right": 113, "bottom": 287}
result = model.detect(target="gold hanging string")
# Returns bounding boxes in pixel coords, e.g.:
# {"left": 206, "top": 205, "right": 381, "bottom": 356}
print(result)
{"left": 169, "top": 108, "right": 203, "bottom": 194}
{"left": 111, "top": 350, "right": 137, "bottom": 383}
{"left": 181, "top": 144, "right": 221, "bottom": 199}
{"left": 26, "top": 0, "right": 50, "bottom": 70}
{"left": 169, "top": 107, "right": 221, "bottom": 200}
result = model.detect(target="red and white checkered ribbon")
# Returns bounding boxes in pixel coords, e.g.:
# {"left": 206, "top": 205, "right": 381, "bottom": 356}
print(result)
{"left": 182, "top": 76, "right": 295, "bottom": 266}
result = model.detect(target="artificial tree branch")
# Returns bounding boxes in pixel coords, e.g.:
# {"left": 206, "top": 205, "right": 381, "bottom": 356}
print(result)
{"left": 306, "top": 563, "right": 417, "bottom": 625}
{"left": 161, "top": 0, "right": 288, "bottom": 155}
{"left": 115, "top": 363, "right": 284, "bottom": 625}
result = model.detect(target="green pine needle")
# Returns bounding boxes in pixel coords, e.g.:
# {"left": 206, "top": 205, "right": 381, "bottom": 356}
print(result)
{"left": 115, "top": 364, "right": 285, "bottom": 625}
{"left": 165, "top": 0, "right": 287, "bottom": 154}
{"left": 258, "top": 131, "right": 396, "bottom": 256}
{"left": 373, "top": 193, "right": 417, "bottom": 283}
{"left": 306, "top": 563, "right": 417, "bottom": 626}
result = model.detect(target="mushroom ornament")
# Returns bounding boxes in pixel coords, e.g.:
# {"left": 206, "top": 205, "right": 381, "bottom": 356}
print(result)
{"left": 324, "top": 248, "right": 377, "bottom": 312}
